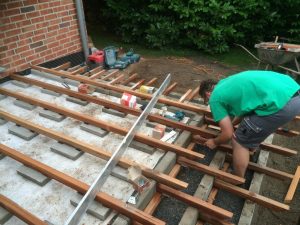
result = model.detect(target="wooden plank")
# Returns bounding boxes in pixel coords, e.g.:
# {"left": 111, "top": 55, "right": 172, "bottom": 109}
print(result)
{"left": 53, "top": 62, "right": 71, "bottom": 70}
{"left": 89, "top": 69, "right": 106, "bottom": 79}
{"left": 248, "top": 162, "right": 294, "bottom": 181}
{"left": 0, "top": 111, "right": 187, "bottom": 190}
{"left": 131, "top": 79, "right": 145, "bottom": 90}
{"left": 157, "top": 184, "right": 233, "bottom": 220}
{"left": 110, "top": 74, "right": 125, "bottom": 85}
{"left": 163, "top": 82, "right": 177, "bottom": 95}
{"left": 185, "top": 86, "right": 200, "bottom": 101}
{"left": 102, "top": 70, "right": 119, "bottom": 80}
{"left": 146, "top": 78, "right": 158, "bottom": 86}
{"left": 70, "top": 66, "right": 86, "bottom": 75}
{"left": 121, "top": 73, "right": 138, "bottom": 85}
{"left": 10, "top": 74, "right": 217, "bottom": 138}
{"left": 82, "top": 66, "right": 102, "bottom": 77}
{"left": 284, "top": 166, "right": 300, "bottom": 203}
{"left": 178, "top": 156, "right": 245, "bottom": 185}
{"left": 214, "top": 180, "right": 290, "bottom": 211}
{"left": 0, "top": 144, "right": 165, "bottom": 225}
{"left": 0, "top": 194, "right": 47, "bottom": 225}
{"left": 179, "top": 89, "right": 192, "bottom": 102}
{"left": 31, "top": 65, "right": 208, "bottom": 114}
{"left": 0, "top": 88, "right": 204, "bottom": 160}
{"left": 67, "top": 65, "right": 81, "bottom": 72}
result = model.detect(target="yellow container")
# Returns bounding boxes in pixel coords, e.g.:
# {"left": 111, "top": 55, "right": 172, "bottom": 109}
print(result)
{"left": 139, "top": 85, "right": 155, "bottom": 94}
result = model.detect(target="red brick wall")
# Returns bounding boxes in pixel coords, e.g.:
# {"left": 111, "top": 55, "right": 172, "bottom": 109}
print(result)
{"left": 0, "top": 0, "right": 83, "bottom": 76}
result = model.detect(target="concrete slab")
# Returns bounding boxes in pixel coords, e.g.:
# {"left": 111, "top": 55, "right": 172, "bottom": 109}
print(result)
{"left": 80, "top": 122, "right": 108, "bottom": 137}
{"left": 50, "top": 142, "right": 83, "bottom": 160}
{"left": 70, "top": 192, "right": 111, "bottom": 220}
{"left": 17, "top": 165, "right": 51, "bottom": 186}
{"left": 39, "top": 109, "right": 66, "bottom": 122}
{"left": 111, "top": 167, "right": 129, "bottom": 181}
{"left": 134, "top": 181, "right": 156, "bottom": 210}
{"left": 0, "top": 117, "right": 7, "bottom": 125}
{"left": 31, "top": 69, "right": 65, "bottom": 82}
{"left": 66, "top": 96, "right": 88, "bottom": 106}
{"left": 64, "top": 78, "right": 80, "bottom": 87}
{"left": 108, "top": 90, "right": 122, "bottom": 98}
{"left": 129, "top": 141, "right": 155, "bottom": 154}
{"left": 8, "top": 125, "right": 38, "bottom": 141}
{"left": 168, "top": 91, "right": 181, "bottom": 99}
{"left": 102, "top": 107, "right": 126, "bottom": 118}
{"left": 41, "top": 88, "right": 62, "bottom": 97}
{"left": 95, "top": 87, "right": 110, "bottom": 95}
{"left": 13, "top": 100, "right": 36, "bottom": 110}
{"left": 0, "top": 206, "right": 12, "bottom": 224}
{"left": 45, "top": 220, "right": 56, "bottom": 225}
{"left": 154, "top": 151, "right": 177, "bottom": 174}
{"left": 0, "top": 94, "right": 7, "bottom": 101}
{"left": 11, "top": 80, "right": 31, "bottom": 88}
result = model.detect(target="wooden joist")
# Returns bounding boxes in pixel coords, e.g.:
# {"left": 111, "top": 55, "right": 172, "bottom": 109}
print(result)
{"left": 179, "top": 89, "right": 192, "bottom": 102}
{"left": 109, "top": 74, "right": 125, "bottom": 85}
{"left": 163, "top": 82, "right": 177, "bottom": 95}
{"left": 0, "top": 110, "right": 187, "bottom": 190}
{"left": 0, "top": 144, "right": 165, "bottom": 225}
{"left": 157, "top": 184, "right": 233, "bottom": 220}
{"left": 32, "top": 65, "right": 208, "bottom": 114}
{"left": 131, "top": 79, "right": 145, "bottom": 90}
{"left": 284, "top": 166, "right": 300, "bottom": 203}
{"left": 102, "top": 70, "right": 119, "bottom": 80}
{"left": 185, "top": 86, "right": 200, "bottom": 101}
{"left": 121, "top": 73, "right": 139, "bottom": 85}
{"left": 214, "top": 180, "right": 290, "bottom": 211}
{"left": 0, "top": 194, "right": 47, "bottom": 225}
{"left": 82, "top": 66, "right": 103, "bottom": 77}
{"left": 89, "top": 69, "right": 106, "bottom": 79}
{"left": 178, "top": 156, "right": 245, "bottom": 185}
{"left": 146, "top": 78, "right": 158, "bottom": 86}
{"left": 0, "top": 87, "right": 204, "bottom": 160}
{"left": 53, "top": 62, "right": 71, "bottom": 70}
{"left": 70, "top": 66, "right": 87, "bottom": 75}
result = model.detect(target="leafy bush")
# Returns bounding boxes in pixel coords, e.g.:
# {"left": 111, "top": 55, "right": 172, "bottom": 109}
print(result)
{"left": 84, "top": 0, "right": 300, "bottom": 53}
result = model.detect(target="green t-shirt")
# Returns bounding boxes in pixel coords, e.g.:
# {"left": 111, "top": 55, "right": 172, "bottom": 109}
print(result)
{"left": 209, "top": 70, "right": 300, "bottom": 122}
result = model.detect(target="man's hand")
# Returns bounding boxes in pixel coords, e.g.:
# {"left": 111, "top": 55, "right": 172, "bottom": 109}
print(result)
{"left": 204, "top": 138, "right": 217, "bottom": 149}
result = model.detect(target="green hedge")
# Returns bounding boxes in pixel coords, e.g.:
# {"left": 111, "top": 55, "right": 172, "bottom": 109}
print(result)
{"left": 84, "top": 0, "right": 300, "bottom": 53}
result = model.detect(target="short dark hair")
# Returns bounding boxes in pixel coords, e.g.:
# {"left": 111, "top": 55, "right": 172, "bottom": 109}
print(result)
{"left": 199, "top": 79, "right": 217, "bottom": 98}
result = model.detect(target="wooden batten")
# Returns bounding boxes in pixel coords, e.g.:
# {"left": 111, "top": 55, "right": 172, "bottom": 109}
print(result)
{"left": 163, "top": 82, "right": 177, "bottom": 95}
{"left": 53, "top": 62, "right": 71, "bottom": 70}
{"left": 284, "top": 166, "right": 300, "bottom": 203}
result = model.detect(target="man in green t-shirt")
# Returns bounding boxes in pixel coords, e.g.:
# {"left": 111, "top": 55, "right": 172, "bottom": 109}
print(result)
{"left": 196, "top": 70, "right": 300, "bottom": 178}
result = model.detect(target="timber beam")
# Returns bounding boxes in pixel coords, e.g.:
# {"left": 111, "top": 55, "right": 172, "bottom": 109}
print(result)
{"left": 214, "top": 180, "right": 290, "bottom": 211}
{"left": 0, "top": 194, "right": 47, "bottom": 225}
{"left": 0, "top": 144, "right": 165, "bottom": 225}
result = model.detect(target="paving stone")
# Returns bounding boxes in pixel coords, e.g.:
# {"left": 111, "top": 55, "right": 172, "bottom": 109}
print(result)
{"left": 111, "top": 167, "right": 128, "bottom": 181}
{"left": 50, "top": 142, "right": 83, "bottom": 160}
{"left": 11, "top": 80, "right": 31, "bottom": 88}
{"left": 145, "top": 121, "right": 172, "bottom": 133}
{"left": 191, "top": 98, "right": 203, "bottom": 105}
{"left": 17, "top": 165, "right": 50, "bottom": 186}
{"left": 0, "top": 153, "right": 5, "bottom": 160}
{"left": 39, "top": 109, "right": 65, "bottom": 122}
{"left": 154, "top": 151, "right": 176, "bottom": 174}
{"left": 111, "top": 215, "right": 130, "bottom": 225}
{"left": 70, "top": 193, "right": 111, "bottom": 220}
{"left": 129, "top": 141, "right": 155, "bottom": 154}
{"left": 80, "top": 123, "right": 108, "bottom": 137}
{"left": 134, "top": 181, "right": 156, "bottom": 210}
{"left": 13, "top": 100, "right": 36, "bottom": 110}
{"left": 109, "top": 90, "right": 122, "bottom": 98}
{"left": 0, "top": 94, "right": 7, "bottom": 101}
{"left": 0, "top": 206, "right": 12, "bottom": 224}
{"left": 102, "top": 107, "right": 126, "bottom": 118}
{"left": 168, "top": 91, "right": 181, "bottom": 99}
{"left": 66, "top": 96, "right": 88, "bottom": 106}
{"left": 8, "top": 125, "right": 38, "bottom": 141}
{"left": 45, "top": 220, "right": 56, "bottom": 225}
{"left": 95, "top": 87, "right": 110, "bottom": 95}
{"left": 64, "top": 78, "right": 80, "bottom": 87}
{"left": 41, "top": 88, "right": 61, "bottom": 97}
{"left": 0, "top": 117, "right": 7, "bottom": 125}
{"left": 31, "top": 69, "right": 65, "bottom": 82}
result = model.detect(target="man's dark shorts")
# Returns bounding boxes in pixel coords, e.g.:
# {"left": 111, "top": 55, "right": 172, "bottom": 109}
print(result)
{"left": 234, "top": 94, "right": 300, "bottom": 149}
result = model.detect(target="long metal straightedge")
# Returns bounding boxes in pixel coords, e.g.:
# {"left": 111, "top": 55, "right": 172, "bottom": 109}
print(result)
{"left": 65, "top": 73, "right": 171, "bottom": 225}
